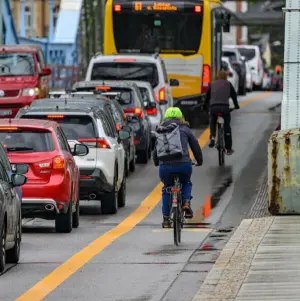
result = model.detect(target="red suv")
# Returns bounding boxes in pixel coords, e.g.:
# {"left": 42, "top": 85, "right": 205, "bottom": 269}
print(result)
{"left": 0, "top": 119, "right": 89, "bottom": 233}
{"left": 0, "top": 45, "right": 51, "bottom": 118}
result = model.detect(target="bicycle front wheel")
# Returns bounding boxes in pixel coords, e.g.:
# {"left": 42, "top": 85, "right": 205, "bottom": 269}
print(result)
{"left": 218, "top": 147, "right": 225, "bottom": 166}
{"left": 173, "top": 207, "right": 180, "bottom": 246}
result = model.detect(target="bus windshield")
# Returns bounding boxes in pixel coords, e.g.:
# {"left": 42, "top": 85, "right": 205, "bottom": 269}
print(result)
{"left": 113, "top": 9, "right": 203, "bottom": 55}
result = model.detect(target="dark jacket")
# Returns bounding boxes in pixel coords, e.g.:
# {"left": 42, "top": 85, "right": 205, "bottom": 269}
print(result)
{"left": 205, "top": 80, "right": 239, "bottom": 109}
{"left": 153, "top": 118, "right": 203, "bottom": 166}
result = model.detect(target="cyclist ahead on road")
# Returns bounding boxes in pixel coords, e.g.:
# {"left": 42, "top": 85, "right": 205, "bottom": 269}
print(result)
{"left": 205, "top": 70, "right": 240, "bottom": 155}
{"left": 153, "top": 107, "right": 203, "bottom": 228}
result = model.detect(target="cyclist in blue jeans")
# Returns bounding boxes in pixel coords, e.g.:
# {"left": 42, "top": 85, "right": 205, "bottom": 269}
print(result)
{"left": 153, "top": 107, "right": 203, "bottom": 228}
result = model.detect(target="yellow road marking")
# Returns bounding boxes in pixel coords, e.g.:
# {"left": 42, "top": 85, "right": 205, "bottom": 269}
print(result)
{"left": 153, "top": 228, "right": 213, "bottom": 233}
{"left": 16, "top": 92, "right": 269, "bottom": 301}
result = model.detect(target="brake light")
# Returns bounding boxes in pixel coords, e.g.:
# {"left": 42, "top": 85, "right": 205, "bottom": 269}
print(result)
{"left": 194, "top": 5, "right": 202, "bottom": 13}
{"left": 78, "top": 138, "right": 111, "bottom": 149}
{"left": 47, "top": 115, "right": 64, "bottom": 119}
{"left": 202, "top": 65, "right": 211, "bottom": 93}
{"left": 146, "top": 107, "right": 157, "bottom": 115}
{"left": 95, "top": 86, "right": 111, "bottom": 91}
{"left": 114, "top": 4, "right": 121, "bottom": 11}
{"left": 53, "top": 156, "right": 65, "bottom": 169}
{"left": 228, "top": 71, "right": 233, "bottom": 77}
{"left": 124, "top": 107, "right": 144, "bottom": 119}
{"left": 114, "top": 58, "right": 136, "bottom": 62}
{"left": 159, "top": 87, "right": 166, "bottom": 102}
{"left": 116, "top": 124, "right": 121, "bottom": 130}
{"left": 0, "top": 127, "right": 18, "bottom": 131}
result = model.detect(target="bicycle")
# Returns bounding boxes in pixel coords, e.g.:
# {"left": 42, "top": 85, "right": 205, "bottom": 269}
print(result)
{"left": 215, "top": 108, "right": 234, "bottom": 166}
{"left": 168, "top": 162, "right": 196, "bottom": 246}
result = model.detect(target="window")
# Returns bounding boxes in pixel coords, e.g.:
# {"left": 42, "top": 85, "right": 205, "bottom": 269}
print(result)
{"left": 98, "top": 111, "right": 115, "bottom": 138}
{"left": 237, "top": 48, "right": 256, "bottom": 61}
{"left": 221, "top": 60, "right": 229, "bottom": 72}
{"left": 139, "top": 87, "right": 152, "bottom": 105}
{"left": 113, "top": 9, "right": 203, "bottom": 55}
{"left": 91, "top": 62, "right": 159, "bottom": 88}
{"left": 0, "top": 130, "right": 55, "bottom": 153}
{"left": 0, "top": 144, "right": 12, "bottom": 172}
{"left": 58, "top": 128, "right": 72, "bottom": 152}
{"left": 0, "top": 162, "right": 9, "bottom": 183}
{"left": 24, "top": 115, "right": 96, "bottom": 140}
{"left": 25, "top": 4, "right": 34, "bottom": 37}
{"left": 222, "top": 51, "right": 237, "bottom": 61}
{"left": 160, "top": 60, "right": 169, "bottom": 84}
{"left": 0, "top": 53, "right": 35, "bottom": 76}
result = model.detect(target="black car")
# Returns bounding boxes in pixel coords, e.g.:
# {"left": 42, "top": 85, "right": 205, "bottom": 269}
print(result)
{"left": 222, "top": 47, "right": 247, "bottom": 95}
{"left": 0, "top": 143, "right": 28, "bottom": 272}
{"left": 73, "top": 81, "right": 152, "bottom": 164}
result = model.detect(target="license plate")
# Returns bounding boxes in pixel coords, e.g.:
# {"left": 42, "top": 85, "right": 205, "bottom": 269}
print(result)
{"left": 180, "top": 100, "right": 198, "bottom": 106}
{"left": 0, "top": 110, "right": 12, "bottom": 116}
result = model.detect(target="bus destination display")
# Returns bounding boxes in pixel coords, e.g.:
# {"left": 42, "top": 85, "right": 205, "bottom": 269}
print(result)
{"left": 133, "top": 1, "right": 180, "bottom": 12}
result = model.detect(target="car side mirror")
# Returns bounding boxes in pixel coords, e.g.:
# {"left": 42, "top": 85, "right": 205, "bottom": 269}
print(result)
{"left": 118, "top": 129, "right": 131, "bottom": 141}
{"left": 40, "top": 67, "right": 51, "bottom": 76}
{"left": 11, "top": 174, "right": 27, "bottom": 187}
{"left": 72, "top": 143, "right": 89, "bottom": 156}
{"left": 170, "top": 79, "right": 179, "bottom": 86}
{"left": 14, "top": 163, "right": 29, "bottom": 175}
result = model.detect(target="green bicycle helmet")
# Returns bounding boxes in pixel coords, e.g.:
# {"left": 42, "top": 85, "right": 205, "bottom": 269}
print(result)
{"left": 164, "top": 107, "right": 183, "bottom": 120}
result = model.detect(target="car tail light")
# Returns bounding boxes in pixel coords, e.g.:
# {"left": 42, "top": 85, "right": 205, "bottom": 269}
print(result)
{"left": 202, "top": 65, "right": 210, "bottom": 93}
{"left": 194, "top": 5, "right": 202, "bottom": 13}
{"left": 0, "top": 127, "right": 18, "bottom": 131}
{"left": 47, "top": 115, "right": 65, "bottom": 119}
{"left": 95, "top": 86, "right": 111, "bottom": 91}
{"left": 114, "top": 58, "right": 136, "bottom": 62}
{"left": 114, "top": 4, "right": 121, "bottom": 11}
{"left": 227, "top": 71, "right": 233, "bottom": 77}
{"left": 53, "top": 156, "right": 65, "bottom": 169}
{"left": 146, "top": 107, "right": 157, "bottom": 115}
{"left": 124, "top": 107, "right": 144, "bottom": 119}
{"left": 116, "top": 124, "right": 121, "bottom": 131}
{"left": 159, "top": 87, "right": 166, "bottom": 102}
{"left": 78, "top": 138, "right": 111, "bottom": 149}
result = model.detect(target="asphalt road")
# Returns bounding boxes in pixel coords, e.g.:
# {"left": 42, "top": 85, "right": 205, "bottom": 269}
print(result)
{"left": 0, "top": 91, "right": 282, "bottom": 301}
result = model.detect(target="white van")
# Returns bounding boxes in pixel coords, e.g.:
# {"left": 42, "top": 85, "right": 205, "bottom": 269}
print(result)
{"left": 85, "top": 53, "right": 174, "bottom": 118}
{"left": 237, "top": 45, "right": 263, "bottom": 90}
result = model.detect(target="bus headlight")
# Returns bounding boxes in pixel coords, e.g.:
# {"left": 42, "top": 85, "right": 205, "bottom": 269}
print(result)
{"left": 22, "top": 88, "right": 40, "bottom": 97}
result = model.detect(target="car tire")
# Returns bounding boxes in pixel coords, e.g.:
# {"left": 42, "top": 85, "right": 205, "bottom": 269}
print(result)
{"left": 239, "top": 81, "right": 247, "bottom": 95}
{"left": 118, "top": 175, "right": 126, "bottom": 208}
{"left": 102, "top": 173, "right": 118, "bottom": 214}
{"left": 0, "top": 221, "right": 6, "bottom": 273}
{"left": 55, "top": 203, "right": 73, "bottom": 233}
{"left": 137, "top": 149, "right": 148, "bottom": 164}
{"left": 72, "top": 199, "right": 80, "bottom": 228}
{"left": 6, "top": 213, "right": 21, "bottom": 264}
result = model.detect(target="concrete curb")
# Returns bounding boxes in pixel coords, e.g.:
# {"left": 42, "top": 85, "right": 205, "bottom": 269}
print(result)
{"left": 191, "top": 217, "right": 275, "bottom": 301}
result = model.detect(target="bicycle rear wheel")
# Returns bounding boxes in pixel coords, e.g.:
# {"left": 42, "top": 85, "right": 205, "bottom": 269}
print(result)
{"left": 173, "top": 207, "right": 180, "bottom": 246}
{"left": 217, "top": 125, "right": 225, "bottom": 166}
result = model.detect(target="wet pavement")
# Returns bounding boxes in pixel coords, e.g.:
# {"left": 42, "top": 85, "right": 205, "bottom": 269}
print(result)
{"left": 0, "top": 91, "right": 282, "bottom": 301}
{"left": 192, "top": 217, "right": 300, "bottom": 301}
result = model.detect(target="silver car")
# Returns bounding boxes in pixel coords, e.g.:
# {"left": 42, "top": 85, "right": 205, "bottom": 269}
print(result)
{"left": 134, "top": 81, "right": 163, "bottom": 137}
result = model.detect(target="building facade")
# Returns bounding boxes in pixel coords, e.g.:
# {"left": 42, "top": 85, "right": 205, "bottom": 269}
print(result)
{"left": 10, "top": 0, "right": 61, "bottom": 38}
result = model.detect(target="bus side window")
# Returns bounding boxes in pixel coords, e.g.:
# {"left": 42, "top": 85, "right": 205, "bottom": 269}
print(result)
{"left": 211, "top": 9, "right": 222, "bottom": 79}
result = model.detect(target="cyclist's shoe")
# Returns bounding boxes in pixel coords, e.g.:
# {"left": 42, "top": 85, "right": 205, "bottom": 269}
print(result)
{"left": 183, "top": 201, "right": 193, "bottom": 219}
{"left": 162, "top": 215, "right": 171, "bottom": 228}
{"left": 209, "top": 139, "right": 215, "bottom": 148}
{"left": 226, "top": 149, "right": 234, "bottom": 156}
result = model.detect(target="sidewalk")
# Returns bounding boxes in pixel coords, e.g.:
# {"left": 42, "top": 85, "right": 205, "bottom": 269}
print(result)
{"left": 192, "top": 216, "right": 300, "bottom": 301}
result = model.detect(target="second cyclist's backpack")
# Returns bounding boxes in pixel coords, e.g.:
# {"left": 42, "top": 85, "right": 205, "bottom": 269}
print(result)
{"left": 155, "top": 123, "right": 183, "bottom": 161}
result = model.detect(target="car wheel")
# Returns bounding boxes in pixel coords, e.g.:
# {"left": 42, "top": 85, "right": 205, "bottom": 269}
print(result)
{"left": 72, "top": 198, "right": 80, "bottom": 228}
{"left": 0, "top": 221, "right": 6, "bottom": 273}
{"left": 118, "top": 175, "right": 126, "bottom": 208}
{"left": 101, "top": 173, "right": 118, "bottom": 214}
{"left": 137, "top": 149, "right": 148, "bottom": 164}
{"left": 55, "top": 203, "right": 73, "bottom": 233}
{"left": 6, "top": 213, "right": 21, "bottom": 264}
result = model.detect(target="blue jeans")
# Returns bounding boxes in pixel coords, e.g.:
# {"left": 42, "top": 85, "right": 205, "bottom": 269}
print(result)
{"left": 159, "top": 162, "right": 193, "bottom": 216}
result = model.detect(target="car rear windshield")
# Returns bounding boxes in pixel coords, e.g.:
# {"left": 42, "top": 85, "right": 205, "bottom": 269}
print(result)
{"left": 96, "top": 87, "right": 135, "bottom": 109}
{"left": 0, "top": 129, "right": 54, "bottom": 152}
{"left": 91, "top": 62, "right": 159, "bottom": 88}
{"left": 23, "top": 115, "right": 96, "bottom": 140}
{"left": 237, "top": 48, "right": 256, "bottom": 61}
{"left": 222, "top": 51, "right": 237, "bottom": 61}
{"left": 0, "top": 52, "right": 35, "bottom": 76}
